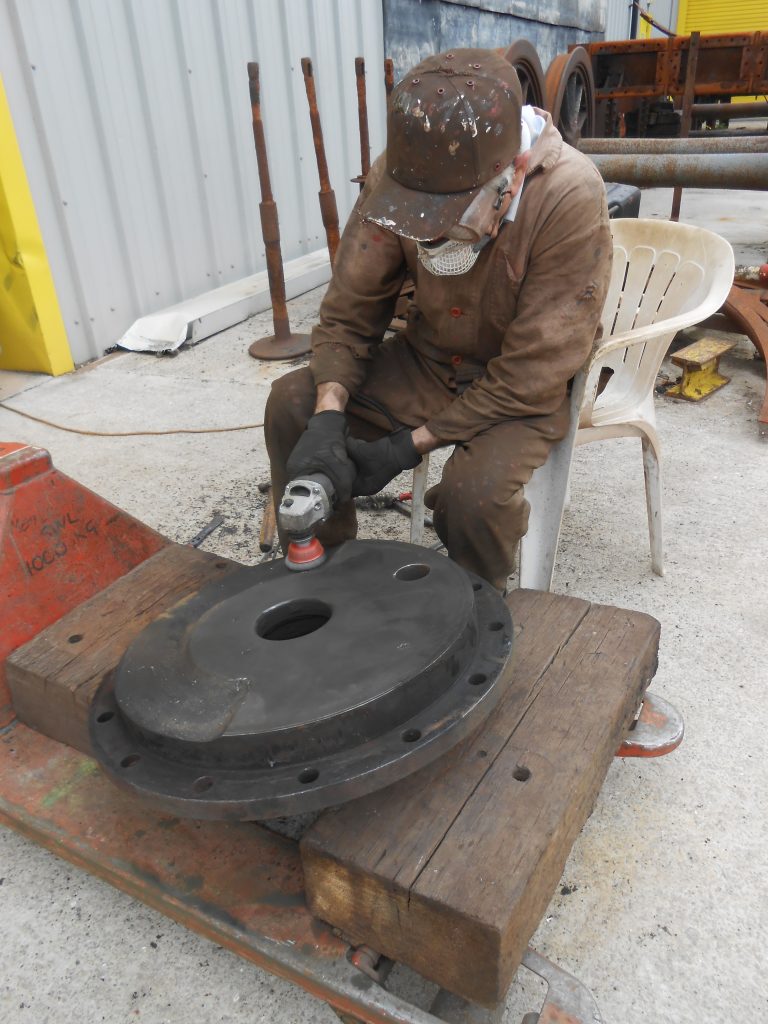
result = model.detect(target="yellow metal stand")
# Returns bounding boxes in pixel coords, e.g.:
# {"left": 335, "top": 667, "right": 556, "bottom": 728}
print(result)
{"left": 0, "top": 75, "right": 73, "bottom": 375}
{"left": 666, "top": 337, "right": 736, "bottom": 401}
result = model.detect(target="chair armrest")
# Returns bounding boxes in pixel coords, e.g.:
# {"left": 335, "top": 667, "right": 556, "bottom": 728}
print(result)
{"left": 593, "top": 273, "right": 735, "bottom": 363}
{"left": 592, "top": 321, "right": 678, "bottom": 361}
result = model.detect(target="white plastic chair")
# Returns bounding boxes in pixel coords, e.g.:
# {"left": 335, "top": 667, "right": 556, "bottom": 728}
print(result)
{"left": 410, "top": 219, "right": 735, "bottom": 590}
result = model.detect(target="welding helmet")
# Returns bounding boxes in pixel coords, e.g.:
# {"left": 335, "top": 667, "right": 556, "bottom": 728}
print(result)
{"left": 360, "top": 48, "right": 522, "bottom": 244}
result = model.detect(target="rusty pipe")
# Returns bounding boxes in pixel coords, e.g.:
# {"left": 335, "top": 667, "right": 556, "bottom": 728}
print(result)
{"left": 247, "top": 62, "right": 290, "bottom": 341}
{"left": 384, "top": 58, "right": 394, "bottom": 99}
{"left": 301, "top": 57, "right": 340, "bottom": 264}
{"left": 692, "top": 102, "right": 768, "bottom": 119}
{"left": 587, "top": 152, "right": 768, "bottom": 190}
{"left": 355, "top": 57, "right": 371, "bottom": 185}
{"left": 690, "top": 129, "right": 768, "bottom": 138}
{"left": 579, "top": 137, "right": 768, "bottom": 154}
{"left": 670, "top": 29, "right": 699, "bottom": 221}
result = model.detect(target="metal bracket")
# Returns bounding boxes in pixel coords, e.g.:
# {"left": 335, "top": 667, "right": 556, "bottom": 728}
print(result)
{"left": 617, "top": 691, "right": 685, "bottom": 758}
{"left": 333, "top": 945, "right": 604, "bottom": 1024}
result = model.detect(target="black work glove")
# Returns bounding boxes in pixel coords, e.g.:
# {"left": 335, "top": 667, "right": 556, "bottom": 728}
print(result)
{"left": 347, "top": 428, "right": 422, "bottom": 497}
{"left": 285, "top": 411, "right": 357, "bottom": 505}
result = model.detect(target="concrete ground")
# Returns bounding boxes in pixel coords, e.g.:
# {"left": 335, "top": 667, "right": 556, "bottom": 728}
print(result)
{"left": 0, "top": 186, "right": 766, "bottom": 1024}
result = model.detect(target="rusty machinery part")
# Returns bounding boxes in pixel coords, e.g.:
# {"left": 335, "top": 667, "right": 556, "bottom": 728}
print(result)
{"left": 570, "top": 33, "right": 768, "bottom": 139}
{"left": 246, "top": 62, "right": 311, "bottom": 361}
{"left": 89, "top": 540, "right": 513, "bottom": 820}
{"left": 573, "top": 34, "right": 768, "bottom": 103}
{"left": 545, "top": 47, "right": 595, "bottom": 146}
{"left": 586, "top": 151, "right": 768, "bottom": 190}
{"left": 722, "top": 283, "right": 768, "bottom": 432}
{"left": 501, "top": 39, "right": 546, "bottom": 109}
{"left": 579, "top": 135, "right": 768, "bottom": 154}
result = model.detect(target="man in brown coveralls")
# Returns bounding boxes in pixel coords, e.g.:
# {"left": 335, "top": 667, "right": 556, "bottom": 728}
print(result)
{"left": 264, "top": 48, "right": 612, "bottom": 591}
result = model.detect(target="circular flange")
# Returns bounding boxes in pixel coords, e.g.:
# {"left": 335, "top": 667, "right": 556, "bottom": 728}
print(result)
{"left": 545, "top": 48, "right": 596, "bottom": 147}
{"left": 502, "top": 40, "right": 546, "bottom": 109}
{"left": 89, "top": 540, "right": 513, "bottom": 820}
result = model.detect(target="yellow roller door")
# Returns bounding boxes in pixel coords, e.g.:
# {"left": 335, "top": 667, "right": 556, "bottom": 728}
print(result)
{"left": 677, "top": 0, "right": 767, "bottom": 35}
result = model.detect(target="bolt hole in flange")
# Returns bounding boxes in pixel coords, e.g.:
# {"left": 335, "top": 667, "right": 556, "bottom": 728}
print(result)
{"left": 394, "top": 563, "right": 430, "bottom": 582}
{"left": 469, "top": 674, "right": 488, "bottom": 687}
{"left": 193, "top": 776, "right": 213, "bottom": 793}
{"left": 256, "top": 599, "right": 332, "bottom": 641}
{"left": 488, "top": 621, "right": 504, "bottom": 631}
{"left": 298, "top": 767, "right": 319, "bottom": 784}
{"left": 97, "top": 711, "right": 114, "bottom": 723}
{"left": 402, "top": 728, "right": 422, "bottom": 742}
{"left": 513, "top": 765, "right": 531, "bottom": 782}
{"left": 121, "top": 754, "right": 141, "bottom": 769}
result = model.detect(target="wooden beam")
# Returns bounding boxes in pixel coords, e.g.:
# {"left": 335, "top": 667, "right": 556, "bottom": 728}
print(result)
{"left": 301, "top": 589, "right": 660, "bottom": 1007}
{"left": 7, "top": 544, "right": 239, "bottom": 754}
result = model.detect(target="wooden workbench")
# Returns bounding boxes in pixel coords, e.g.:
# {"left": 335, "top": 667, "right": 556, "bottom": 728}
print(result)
{"left": 6, "top": 546, "right": 660, "bottom": 1010}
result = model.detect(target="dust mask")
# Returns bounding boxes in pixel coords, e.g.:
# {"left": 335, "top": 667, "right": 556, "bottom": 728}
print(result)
{"left": 416, "top": 238, "right": 481, "bottom": 276}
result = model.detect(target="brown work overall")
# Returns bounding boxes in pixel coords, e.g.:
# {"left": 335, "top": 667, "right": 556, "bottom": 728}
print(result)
{"left": 264, "top": 114, "right": 612, "bottom": 590}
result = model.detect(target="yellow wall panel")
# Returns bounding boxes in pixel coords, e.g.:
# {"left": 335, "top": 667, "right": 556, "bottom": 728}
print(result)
{"left": 677, "top": 0, "right": 768, "bottom": 34}
{"left": 0, "top": 74, "right": 73, "bottom": 375}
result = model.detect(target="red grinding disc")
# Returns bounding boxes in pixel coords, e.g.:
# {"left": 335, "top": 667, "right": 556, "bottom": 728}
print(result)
{"left": 286, "top": 537, "right": 326, "bottom": 570}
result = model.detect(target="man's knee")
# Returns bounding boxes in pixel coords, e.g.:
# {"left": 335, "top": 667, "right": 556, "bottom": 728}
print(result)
{"left": 264, "top": 368, "right": 316, "bottom": 442}
{"left": 434, "top": 469, "right": 528, "bottom": 537}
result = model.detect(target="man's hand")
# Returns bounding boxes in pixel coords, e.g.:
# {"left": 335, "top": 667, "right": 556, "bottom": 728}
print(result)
{"left": 347, "top": 428, "right": 422, "bottom": 497}
{"left": 285, "top": 411, "right": 357, "bottom": 505}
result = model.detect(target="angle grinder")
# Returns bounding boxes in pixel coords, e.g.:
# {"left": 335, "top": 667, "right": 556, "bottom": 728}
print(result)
{"left": 277, "top": 473, "right": 335, "bottom": 570}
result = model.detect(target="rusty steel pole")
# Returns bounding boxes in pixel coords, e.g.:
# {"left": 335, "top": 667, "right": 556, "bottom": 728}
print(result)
{"left": 384, "top": 58, "right": 394, "bottom": 99}
{"left": 586, "top": 152, "right": 768, "bottom": 189}
{"left": 354, "top": 57, "right": 371, "bottom": 189}
{"left": 246, "top": 62, "right": 311, "bottom": 361}
{"left": 671, "top": 31, "right": 700, "bottom": 222}
{"left": 579, "top": 136, "right": 768, "bottom": 155}
{"left": 301, "top": 57, "right": 340, "bottom": 264}
{"left": 692, "top": 101, "right": 768, "bottom": 120}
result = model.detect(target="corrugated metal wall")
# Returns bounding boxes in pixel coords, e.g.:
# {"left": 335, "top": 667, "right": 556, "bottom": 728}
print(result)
{"left": 383, "top": 0, "right": 607, "bottom": 82}
{"left": 0, "top": 0, "right": 386, "bottom": 365}
{"left": 604, "top": 0, "right": 633, "bottom": 40}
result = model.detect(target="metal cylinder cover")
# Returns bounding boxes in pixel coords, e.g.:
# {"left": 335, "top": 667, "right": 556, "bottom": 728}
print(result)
{"left": 90, "top": 540, "right": 513, "bottom": 820}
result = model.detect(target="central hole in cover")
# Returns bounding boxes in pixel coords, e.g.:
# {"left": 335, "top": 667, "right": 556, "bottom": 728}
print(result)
{"left": 256, "top": 599, "right": 332, "bottom": 641}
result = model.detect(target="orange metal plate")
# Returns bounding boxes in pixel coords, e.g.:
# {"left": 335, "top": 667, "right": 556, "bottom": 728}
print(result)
{"left": 0, "top": 723, "right": 351, "bottom": 1000}
{"left": 0, "top": 442, "right": 167, "bottom": 726}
